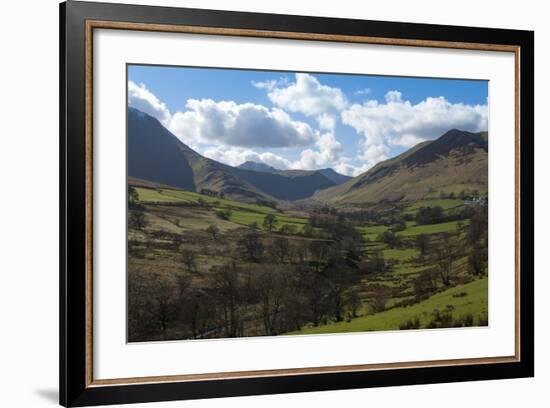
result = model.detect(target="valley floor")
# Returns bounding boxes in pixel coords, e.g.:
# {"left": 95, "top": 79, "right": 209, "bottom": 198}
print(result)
{"left": 127, "top": 183, "right": 488, "bottom": 342}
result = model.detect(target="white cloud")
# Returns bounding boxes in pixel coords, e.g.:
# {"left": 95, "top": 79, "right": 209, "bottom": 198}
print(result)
{"left": 333, "top": 162, "right": 372, "bottom": 177}
{"left": 128, "top": 80, "right": 317, "bottom": 149}
{"left": 354, "top": 88, "right": 372, "bottom": 96}
{"left": 342, "top": 91, "right": 488, "bottom": 166}
{"left": 201, "top": 142, "right": 373, "bottom": 178}
{"left": 392, "top": 134, "right": 426, "bottom": 148}
{"left": 128, "top": 81, "right": 171, "bottom": 125}
{"left": 293, "top": 132, "right": 343, "bottom": 170}
{"left": 360, "top": 144, "right": 390, "bottom": 165}
{"left": 263, "top": 73, "right": 348, "bottom": 131}
{"left": 384, "top": 90, "right": 403, "bottom": 103}
{"left": 128, "top": 80, "right": 487, "bottom": 179}
{"left": 251, "top": 77, "right": 289, "bottom": 91}
{"left": 202, "top": 146, "right": 292, "bottom": 169}
{"left": 204, "top": 130, "right": 351, "bottom": 175}
{"left": 168, "top": 99, "right": 318, "bottom": 148}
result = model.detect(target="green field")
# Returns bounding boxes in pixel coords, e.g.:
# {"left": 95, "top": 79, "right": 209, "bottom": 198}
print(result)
{"left": 135, "top": 186, "right": 308, "bottom": 232}
{"left": 397, "top": 220, "right": 466, "bottom": 237}
{"left": 357, "top": 225, "right": 389, "bottom": 241}
{"left": 225, "top": 210, "right": 307, "bottom": 230}
{"left": 383, "top": 247, "right": 420, "bottom": 261}
{"left": 403, "top": 198, "right": 465, "bottom": 214}
{"left": 136, "top": 187, "right": 278, "bottom": 214}
{"left": 289, "top": 277, "right": 488, "bottom": 334}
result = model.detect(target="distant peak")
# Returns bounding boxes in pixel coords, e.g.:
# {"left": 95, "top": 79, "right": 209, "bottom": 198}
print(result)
{"left": 237, "top": 161, "right": 280, "bottom": 173}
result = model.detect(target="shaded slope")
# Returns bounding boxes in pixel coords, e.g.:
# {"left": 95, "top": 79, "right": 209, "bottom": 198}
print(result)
{"left": 127, "top": 108, "right": 339, "bottom": 201}
{"left": 128, "top": 107, "right": 196, "bottom": 191}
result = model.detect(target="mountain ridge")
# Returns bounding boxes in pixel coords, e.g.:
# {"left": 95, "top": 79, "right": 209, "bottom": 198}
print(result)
{"left": 314, "top": 129, "right": 488, "bottom": 205}
{"left": 237, "top": 161, "right": 352, "bottom": 185}
{"left": 128, "top": 107, "right": 487, "bottom": 205}
{"left": 128, "top": 107, "right": 338, "bottom": 201}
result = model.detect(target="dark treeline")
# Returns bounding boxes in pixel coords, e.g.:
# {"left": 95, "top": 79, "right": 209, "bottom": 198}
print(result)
{"left": 415, "top": 205, "right": 480, "bottom": 225}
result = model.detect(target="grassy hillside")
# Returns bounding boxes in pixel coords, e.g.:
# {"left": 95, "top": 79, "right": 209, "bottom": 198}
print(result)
{"left": 315, "top": 130, "right": 488, "bottom": 205}
{"left": 289, "top": 277, "right": 488, "bottom": 334}
{"left": 133, "top": 185, "right": 309, "bottom": 233}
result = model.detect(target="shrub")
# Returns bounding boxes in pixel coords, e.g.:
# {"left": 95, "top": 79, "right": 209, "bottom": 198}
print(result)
{"left": 369, "top": 288, "right": 387, "bottom": 313}
{"left": 413, "top": 269, "right": 437, "bottom": 297}
{"left": 478, "top": 312, "right": 489, "bottom": 326}
{"left": 426, "top": 309, "right": 454, "bottom": 329}
{"left": 415, "top": 206, "right": 444, "bottom": 225}
{"left": 377, "top": 230, "right": 403, "bottom": 249}
{"left": 453, "top": 312, "right": 474, "bottom": 327}
{"left": 279, "top": 224, "right": 298, "bottom": 235}
{"left": 215, "top": 209, "right": 232, "bottom": 220}
{"left": 399, "top": 317, "right": 421, "bottom": 330}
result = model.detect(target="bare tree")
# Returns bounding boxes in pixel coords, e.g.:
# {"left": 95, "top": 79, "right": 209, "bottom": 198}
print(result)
{"left": 369, "top": 285, "right": 388, "bottom": 313}
{"left": 129, "top": 211, "right": 147, "bottom": 231}
{"left": 149, "top": 271, "right": 178, "bottom": 340}
{"left": 211, "top": 262, "right": 243, "bottom": 338}
{"left": 415, "top": 233, "right": 429, "bottom": 256}
{"left": 128, "top": 185, "right": 139, "bottom": 206}
{"left": 181, "top": 248, "right": 197, "bottom": 273}
{"left": 251, "top": 265, "right": 289, "bottom": 335}
{"left": 293, "top": 241, "right": 309, "bottom": 264}
{"left": 205, "top": 224, "right": 219, "bottom": 240}
{"left": 468, "top": 242, "right": 487, "bottom": 276}
{"left": 344, "top": 289, "right": 362, "bottom": 319}
{"left": 432, "top": 233, "right": 458, "bottom": 286}
{"left": 309, "top": 241, "right": 331, "bottom": 269}
{"left": 237, "top": 230, "right": 264, "bottom": 262}
{"left": 179, "top": 288, "right": 215, "bottom": 339}
{"left": 413, "top": 269, "right": 437, "bottom": 296}
{"left": 128, "top": 268, "right": 157, "bottom": 341}
{"left": 263, "top": 214, "right": 277, "bottom": 232}
{"left": 325, "top": 265, "right": 354, "bottom": 322}
{"left": 271, "top": 237, "right": 290, "bottom": 263}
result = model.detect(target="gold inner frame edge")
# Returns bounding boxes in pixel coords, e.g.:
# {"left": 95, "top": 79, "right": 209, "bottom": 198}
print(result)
{"left": 84, "top": 20, "right": 521, "bottom": 388}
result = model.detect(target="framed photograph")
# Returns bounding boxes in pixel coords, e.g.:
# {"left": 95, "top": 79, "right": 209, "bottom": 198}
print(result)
{"left": 60, "top": 1, "right": 534, "bottom": 406}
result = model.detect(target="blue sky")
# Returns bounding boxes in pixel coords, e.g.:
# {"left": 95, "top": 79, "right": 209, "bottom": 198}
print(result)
{"left": 128, "top": 64, "right": 488, "bottom": 176}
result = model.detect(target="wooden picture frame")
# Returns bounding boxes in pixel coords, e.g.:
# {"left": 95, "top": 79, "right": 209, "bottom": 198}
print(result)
{"left": 60, "top": 1, "right": 534, "bottom": 406}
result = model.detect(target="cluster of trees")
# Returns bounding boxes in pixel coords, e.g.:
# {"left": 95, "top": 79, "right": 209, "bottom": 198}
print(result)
{"left": 438, "top": 190, "right": 482, "bottom": 200}
{"left": 410, "top": 205, "right": 489, "bottom": 297}
{"left": 128, "top": 258, "right": 363, "bottom": 341}
{"left": 467, "top": 206, "right": 488, "bottom": 276}
{"left": 199, "top": 188, "right": 225, "bottom": 199}
{"left": 215, "top": 209, "right": 233, "bottom": 220}
{"left": 255, "top": 198, "right": 278, "bottom": 210}
{"left": 128, "top": 186, "right": 148, "bottom": 231}
{"left": 128, "top": 209, "right": 373, "bottom": 341}
{"left": 415, "top": 204, "right": 480, "bottom": 225}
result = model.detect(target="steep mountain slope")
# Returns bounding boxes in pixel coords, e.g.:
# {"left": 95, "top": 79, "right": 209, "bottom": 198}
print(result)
{"left": 128, "top": 107, "right": 267, "bottom": 201}
{"left": 315, "top": 129, "right": 488, "bottom": 205}
{"left": 128, "top": 108, "right": 337, "bottom": 201}
{"left": 128, "top": 108, "right": 196, "bottom": 191}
